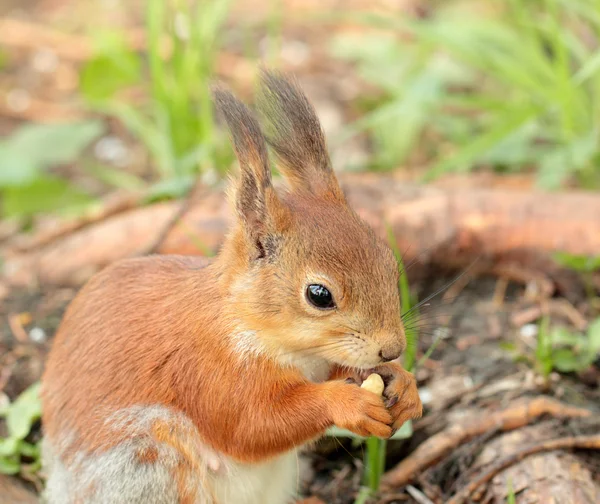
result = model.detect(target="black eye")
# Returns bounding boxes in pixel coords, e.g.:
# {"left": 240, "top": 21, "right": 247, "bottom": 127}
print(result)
{"left": 306, "top": 284, "right": 336, "bottom": 310}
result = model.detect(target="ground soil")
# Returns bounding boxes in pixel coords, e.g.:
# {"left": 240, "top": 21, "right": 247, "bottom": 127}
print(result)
{"left": 1, "top": 0, "right": 599, "bottom": 502}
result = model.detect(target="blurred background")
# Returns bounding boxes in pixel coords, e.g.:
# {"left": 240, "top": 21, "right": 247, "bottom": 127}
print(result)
{"left": 1, "top": 1, "right": 599, "bottom": 503}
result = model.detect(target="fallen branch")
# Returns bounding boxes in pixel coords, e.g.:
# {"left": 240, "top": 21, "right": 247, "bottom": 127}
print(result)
{"left": 3, "top": 202, "right": 180, "bottom": 286}
{"left": 144, "top": 182, "right": 211, "bottom": 256}
{"left": 8, "top": 192, "right": 141, "bottom": 254}
{"left": 446, "top": 434, "right": 600, "bottom": 504}
{"left": 405, "top": 485, "right": 435, "bottom": 504}
{"left": 3, "top": 174, "right": 600, "bottom": 287}
{"left": 0, "top": 92, "right": 85, "bottom": 123}
{"left": 381, "top": 396, "right": 592, "bottom": 489}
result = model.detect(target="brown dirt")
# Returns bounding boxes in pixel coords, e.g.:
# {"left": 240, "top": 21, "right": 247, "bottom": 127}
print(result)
{"left": 1, "top": 0, "right": 599, "bottom": 502}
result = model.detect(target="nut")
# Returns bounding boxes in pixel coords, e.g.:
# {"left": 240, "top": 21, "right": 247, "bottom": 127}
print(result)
{"left": 361, "top": 373, "right": 385, "bottom": 396}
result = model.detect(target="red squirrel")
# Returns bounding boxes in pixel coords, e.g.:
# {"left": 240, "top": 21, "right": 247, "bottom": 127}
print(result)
{"left": 40, "top": 70, "right": 422, "bottom": 504}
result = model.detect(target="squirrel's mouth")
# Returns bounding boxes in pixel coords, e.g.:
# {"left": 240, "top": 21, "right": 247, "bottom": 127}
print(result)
{"left": 331, "top": 352, "right": 383, "bottom": 371}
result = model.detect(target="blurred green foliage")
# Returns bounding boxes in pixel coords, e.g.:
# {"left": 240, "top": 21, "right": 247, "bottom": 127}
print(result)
{"left": 553, "top": 252, "right": 600, "bottom": 273}
{"left": 553, "top": 252, "right": 600, "bottom": 303}
{"left": 332, "top": 0, "right": 600, "bottom": 189}
{"left": 0, "top": 49, "right": 8, "bottom": 72}
{"left": 535, "top": 317, "right": 600, "bottom": 377}
{"left": 79, "top": 0, "right": 235, "bottom": 198}
{"left": 0, "top": 121, "right": 102, "bottom": 219}
{"left": 0, "top": 383, "right": 42, "bottom": 476}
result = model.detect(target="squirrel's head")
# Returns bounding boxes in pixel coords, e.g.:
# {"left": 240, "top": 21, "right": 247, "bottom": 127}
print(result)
{"left": 215, "top": 70, "right": 405, "bottom": 370}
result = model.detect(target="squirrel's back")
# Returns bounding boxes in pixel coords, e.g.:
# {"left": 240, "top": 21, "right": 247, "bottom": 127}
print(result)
{"left": 41, "top": 255, "right": 300, "bottom": 504}
{"left": 42, "top": 255, "right": 217, "bottom": 452}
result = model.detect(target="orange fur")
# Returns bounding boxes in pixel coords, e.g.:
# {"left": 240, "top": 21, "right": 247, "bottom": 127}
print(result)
{"left": 41, "top": 70, "right": 422, "bottom": 503}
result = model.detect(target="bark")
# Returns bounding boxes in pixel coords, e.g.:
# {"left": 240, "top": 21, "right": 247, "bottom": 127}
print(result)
{"left": 3, "top": 174, "right": 600, "bottom": 287}
{"left": 380, "top": 397, "right": 592, "bottom": 489}
{"left": 448, "top": 427, "right": 600, "bottom": 504}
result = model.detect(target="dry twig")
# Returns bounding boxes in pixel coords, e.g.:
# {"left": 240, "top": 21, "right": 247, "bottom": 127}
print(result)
{"left": 381, "top": 397, "right": 592, "bottom": 489}
{"left": 446, "top": 434, "right": 600, "bottom": 504}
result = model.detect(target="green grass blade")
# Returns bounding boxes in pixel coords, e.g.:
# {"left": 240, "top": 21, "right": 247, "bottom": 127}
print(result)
{"left": 424, "top": 105, "right": 538, "bottom": 180}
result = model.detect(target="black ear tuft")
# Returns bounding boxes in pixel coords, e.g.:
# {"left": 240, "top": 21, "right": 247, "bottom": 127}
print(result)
{"left": 256, "top": 69, "right": 345, "bottom": 202}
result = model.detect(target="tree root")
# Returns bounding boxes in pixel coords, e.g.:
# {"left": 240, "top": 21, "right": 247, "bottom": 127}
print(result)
{"left": 381, "top": 397, "right": 592, "bottom": 489}
{"left": 446, "top": 434, "right": 600, "bottom": 504}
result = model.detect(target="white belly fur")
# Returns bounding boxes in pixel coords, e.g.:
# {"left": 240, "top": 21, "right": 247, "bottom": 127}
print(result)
{"left": 213, "top": 451, "right": 299, "bottom": 504}
{"left": 42, "top": 405, "right": 300, "bottom": 504}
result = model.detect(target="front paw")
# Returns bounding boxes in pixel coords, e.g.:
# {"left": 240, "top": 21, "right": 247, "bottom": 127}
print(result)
{"left": 326, "top": 381, "right": 393, "bottom": 439}
{"left": 374, "top": 363, "right": 423, "bottom": 430}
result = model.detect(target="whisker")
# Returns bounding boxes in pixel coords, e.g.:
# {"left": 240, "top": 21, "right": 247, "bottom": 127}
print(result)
{"left": 401, "top": 261, "right": 477, "bottom": 320}
{"left": 400, "top": 243, "right": 436, "bottom": 273}
{"left": 402, "top": 258, "right": 479, "bottom": 317}
{"left": 403, "top": 318, "right": 452, "bottom": 328}
{"left": 402, "top": 313, "right": 448, "bottom": 324}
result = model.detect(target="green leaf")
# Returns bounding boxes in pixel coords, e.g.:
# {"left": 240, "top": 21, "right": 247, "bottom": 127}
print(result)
{"left": 588, "top": 318, "right": 600, "bottom": 353}
{"left": 18, "top": 441, "right": 40, "bottom": 459}
{"left": 0, "top": 457, "right": 20, "bottom": 475}
{"left": 0, "top": 121, "right": 104, "bottom": 188}
{"left": 144, "top": 176, "right": 195, "bottom": 203}
{"left": 0, "top": 48, "right": 8, "bottom": 71}
{"left": 80, "top": 35, "right": 141, "bottom": 102}
{"left": 334, "top": 1, "right": 600, "bottom": 188}
{"left": 551, "top": 327, "right": 583, "bottom": 347}
{"left": 537, "top": 131, "right": 598, "bottom": 189}
{"left": 354, "top": 486, "right": 373, "bottom": 504}
{"left": 327, "top": 420, "right": 413, "bottom": 440}
{"left": 103, "top": 101, "right": 175, "bottom": 177}
{"left": 2, "top": 175, "right": 94, "bottom": 218}
{"left": 499, "top": 341, "right": 518, "bottom": 352}
{"left": 573, "top": 42, "right": 600, "bottom": 85}
{"left": 6, "top": 383, "right": 42, "bottom": 440}
{"left": 0, "top": 143, "right": 39, "bottom": 186}
{"left": 84, "top": 163, "right": 145, "bottom": 190}
{"left": 0, "top": 438, "right": 19, "bottom": 457}
{"left": 552, "top": 349, "right": 586, "bottom": 373}
{"left": 553, "top": 252, "right": 600, "bottom": 272}
{"left": 425, "top": 105, "right": 538, "bottom": 180}
{"left": 536, "top": 317, "right": 553, "bottom": 378}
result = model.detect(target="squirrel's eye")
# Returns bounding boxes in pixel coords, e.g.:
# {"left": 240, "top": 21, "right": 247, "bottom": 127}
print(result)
{"left": 306, "top": 284, "right": 336, "bottom": 310}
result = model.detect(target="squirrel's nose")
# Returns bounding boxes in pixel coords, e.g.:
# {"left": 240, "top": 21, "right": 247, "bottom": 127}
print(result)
{"left": 379, "top": 333, "right": 406, "bottom": 362}
{"left": 379, "top": 347, "right": 402, "bottom": 362}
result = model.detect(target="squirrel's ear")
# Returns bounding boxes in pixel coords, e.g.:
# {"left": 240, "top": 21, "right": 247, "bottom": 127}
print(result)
{"left": 213, "top": 86, "right": 288, "bottom": 257}
{"left": 256, "top": 69, "right": 346, "bottom": 204}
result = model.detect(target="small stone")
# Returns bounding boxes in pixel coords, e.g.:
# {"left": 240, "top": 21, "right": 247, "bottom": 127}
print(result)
{"left": 6, "top": 89, "right": 31, "bottom": 112}
{"left": 94, "top": 136, "right": 130, "bottom": 167}
{"left": 29, "top": 327, "right": 47, "bottom": 344}
{"left": 520, "top": 323, "right": 538, "bottom": 339}
{"left": 418, "top": 387, "right": 432, "bottom": 405}
{"left": 31, "top": 48, "right": 59, "bottom": 74}
{"left": 280, "top": 40, "right": 310, "bottom": 66}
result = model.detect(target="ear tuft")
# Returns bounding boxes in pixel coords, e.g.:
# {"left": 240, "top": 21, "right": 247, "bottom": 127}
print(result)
{"left": 213, "top": 84, "right": 284, "bottom": 253}
{"left": 256, "top": 69, "right": 345, "bottom": 202}
{"left": 213, "top": 85, "right": 271, "bottom": 192}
